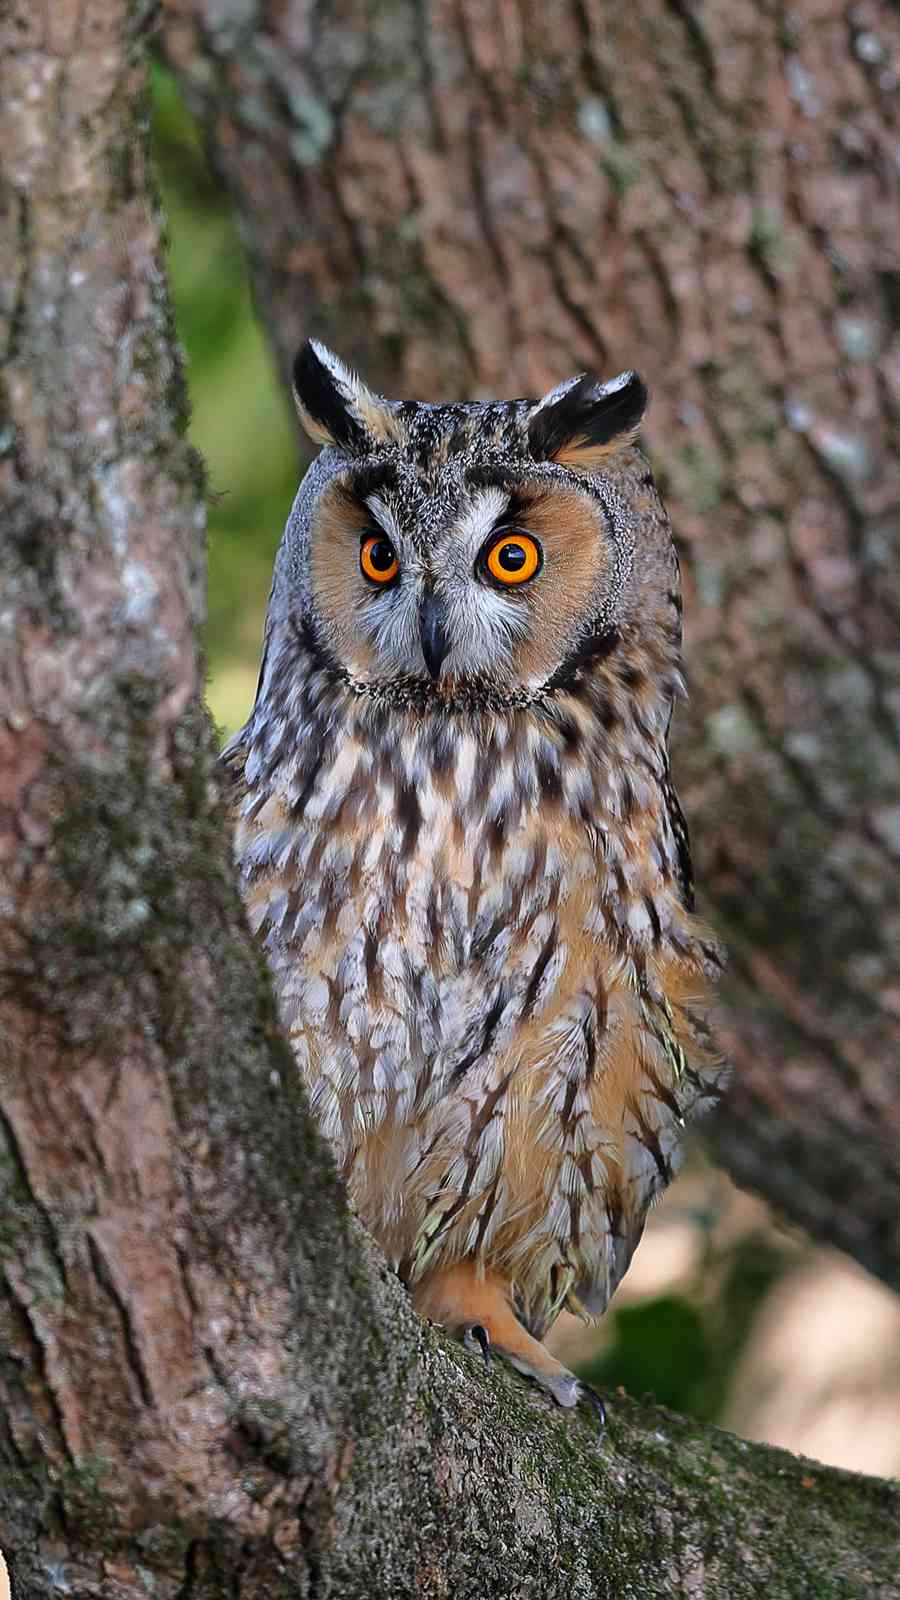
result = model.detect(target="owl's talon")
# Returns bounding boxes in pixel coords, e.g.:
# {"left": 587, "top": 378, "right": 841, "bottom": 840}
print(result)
{"left": 471, "top": 1323, "right": 492, "bottom": 1371}
{"left": 416, "top": 1264, "right": 605, "bottom": 1425}
{"left": 579, "top": 1381, "right": 607, "bottom": 1430}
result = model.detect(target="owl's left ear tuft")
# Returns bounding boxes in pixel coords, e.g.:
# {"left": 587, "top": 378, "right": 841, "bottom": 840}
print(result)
{"left": 527, "top": 370, "right": 648, "bottom": 469}
{"left": 292, "top": 340, "right": 403, "bottom": 453}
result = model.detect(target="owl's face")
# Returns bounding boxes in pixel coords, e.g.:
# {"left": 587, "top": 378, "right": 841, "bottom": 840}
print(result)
{"left": 288, "top": 342, "right": 663, "bottom": 704}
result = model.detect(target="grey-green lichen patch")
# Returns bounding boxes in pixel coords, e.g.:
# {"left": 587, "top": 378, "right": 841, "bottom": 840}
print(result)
{"left": 748, "top": 205, "right": 802, "bottom": 280}
{"left": 693, "top": 562, "right": 724, "bottom": 607}
{"left": 204, "top": 0, "right": 260, "bottom": 54}
{"left": 786, "top": 56, "right": 821, "bottom": 118}
{"left": 783, "top": 730, "right": 822, "bottom": 764}
{"left": 815, "top": 425, "right": 873, "bottom": 483}
{"left": 288, "top": 98, "right": 334, "bottom": 166}
{"left": 705, "top": 703, "right": 759, "bottom": 758}
{"left": 823, "top": 662, "right": 874, "bottom": 714}
{"left": 577, "top": 98, "right": 613, "bottom": 144}
{"left": 601, "top": 141, "right": 643, "bottom": 196}
{"left": 854, "top": 30, "right": 887, "bottom": 65}
{"left": 667, "top": 441, "right": 726, "bottom": 514}
{"left": 863, "top": 516, "right": 900, "bottom": 572}
{"left": 836, "top": 314, "right": 879, "bottom": 361}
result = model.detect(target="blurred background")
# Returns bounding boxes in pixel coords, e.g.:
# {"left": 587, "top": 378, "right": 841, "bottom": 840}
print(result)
{"left": 152, "top": 61, "right": 900, "bottom": 1481}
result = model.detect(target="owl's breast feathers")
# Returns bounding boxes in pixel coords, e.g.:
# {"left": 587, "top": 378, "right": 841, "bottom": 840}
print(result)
{"left": 227, "top": 656, "right": 724, "bottom": 1336}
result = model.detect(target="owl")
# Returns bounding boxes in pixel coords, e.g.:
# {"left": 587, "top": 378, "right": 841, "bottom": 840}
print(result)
{"left": 224, "top": 340, "right": 725, "bottom": 1415}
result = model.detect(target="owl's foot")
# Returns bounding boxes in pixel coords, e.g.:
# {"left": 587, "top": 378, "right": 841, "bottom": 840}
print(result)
{"left": 412, "top": 1261, "right": 605, "bottom": 1422}
{"left": 463, "top": 1319, "right": 606, "bottom": 1425}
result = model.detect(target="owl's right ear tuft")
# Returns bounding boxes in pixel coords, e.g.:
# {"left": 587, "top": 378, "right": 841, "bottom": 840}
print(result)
{"left": 527, "top": 370, "right": 648, "bottom": 470}
{"left": 292, "top": 340, "right": 402, "bottom": 453}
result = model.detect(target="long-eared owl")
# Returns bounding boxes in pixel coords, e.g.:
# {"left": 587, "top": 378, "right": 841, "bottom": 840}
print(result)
{"left": 225, "top": 341, "right": 725, "bottom": 1410}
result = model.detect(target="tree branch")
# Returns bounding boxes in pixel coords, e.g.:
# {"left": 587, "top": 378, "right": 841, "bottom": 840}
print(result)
{"left": 2, "top": 3, "right": 899, "bottom": 1596}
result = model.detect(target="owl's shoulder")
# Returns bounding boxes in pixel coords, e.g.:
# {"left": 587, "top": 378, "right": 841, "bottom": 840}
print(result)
{"left": 219, "top": 728, "right": 251, "bottom": 808}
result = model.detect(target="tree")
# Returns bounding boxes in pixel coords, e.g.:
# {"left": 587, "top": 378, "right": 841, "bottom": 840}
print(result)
{"left": 1, "top": 2, "right": 898, "bottom": 1596}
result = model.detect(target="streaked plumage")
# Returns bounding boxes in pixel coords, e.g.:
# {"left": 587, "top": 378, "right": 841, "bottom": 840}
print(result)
{"left": 225, "top": 342, "right": 725, "bottom": 1408}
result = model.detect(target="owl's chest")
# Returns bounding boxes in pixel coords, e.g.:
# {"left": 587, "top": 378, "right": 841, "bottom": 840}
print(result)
{"left": 235, "top": 719, "right": 707, "bottom": 1234}
{"left": 238, "top": 725, "right": 604, "bottom": 1043}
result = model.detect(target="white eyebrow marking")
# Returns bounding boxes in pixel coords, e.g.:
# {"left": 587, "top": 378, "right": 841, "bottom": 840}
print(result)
{"left": 364, "top": 495, "right": 401, "bottom": 540}
{"left": 454, "top": 488, "right": 510, "bottom": 557}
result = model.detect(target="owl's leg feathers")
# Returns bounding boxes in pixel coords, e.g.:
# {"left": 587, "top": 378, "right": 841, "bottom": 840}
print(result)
{"left": 413, "top": 1261, "right": 604, "bottom": 1421}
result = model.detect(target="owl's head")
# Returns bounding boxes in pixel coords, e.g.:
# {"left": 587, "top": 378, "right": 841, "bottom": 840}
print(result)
{"left": 269, "top": 341, "right": 677, "bottom": 710}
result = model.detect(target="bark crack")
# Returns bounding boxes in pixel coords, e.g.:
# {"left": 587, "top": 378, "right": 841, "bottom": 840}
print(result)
{"left": 85, "top": 1229, "right": 154, "bottom": 1409}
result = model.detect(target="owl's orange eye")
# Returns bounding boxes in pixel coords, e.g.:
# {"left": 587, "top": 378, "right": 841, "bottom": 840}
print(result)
{"left": 360, "top": 533, "right": 399, "bottom": 585}
{"left": 484, "top": 532, "right": 542, "bottom": 586}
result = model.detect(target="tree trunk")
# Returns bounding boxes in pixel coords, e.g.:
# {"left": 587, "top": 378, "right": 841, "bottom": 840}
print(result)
{"left": 2, "top": 2, "right": 900, "bottom": 1597}
{"left": 161, "top": 0, "right": 900, "bottom": 1293}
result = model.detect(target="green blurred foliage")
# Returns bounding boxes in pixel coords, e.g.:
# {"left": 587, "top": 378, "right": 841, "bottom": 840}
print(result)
{"left": 585, "top": 1296, "right": 715, "bottom": 1417}
{"left": 579, "top": 1228, "right": 791, "bottom": 1421}
{"left": 150, "top": 63, "right": 802, "bottom": 1436}
{"left": 151, "top": 61, "right": 302, "bottom": 737}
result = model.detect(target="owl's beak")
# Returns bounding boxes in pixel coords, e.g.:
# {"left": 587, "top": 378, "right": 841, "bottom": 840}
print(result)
{"left": 419, "top": 592, "right": 450, "bottom": 680}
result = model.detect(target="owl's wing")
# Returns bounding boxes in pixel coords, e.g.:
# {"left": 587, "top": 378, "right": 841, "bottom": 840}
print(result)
{"left": 521, "top": 1196, "right": 650, "bottom": 1339}
{"left": 571, "top": 1204, "right": 649, "bottom": 1324}
{"left": 219, "top": 727, "right": 249, "bottom": 807}
{"left": 516, "top": 1193, "right": 645, "bottom": 1340}
{"left": 570, "top": 963, "right": 726, "bottom": 1327}
{"left": 662, "top": 757, "right": 695, "bottom": 913}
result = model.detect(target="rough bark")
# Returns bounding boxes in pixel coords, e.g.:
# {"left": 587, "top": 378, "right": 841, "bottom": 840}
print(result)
{"left": 160, "top": 0, "right": 900, "bottom": 1293}
{"left": 2, "top": 2, "right": 900, "bottom": 1597}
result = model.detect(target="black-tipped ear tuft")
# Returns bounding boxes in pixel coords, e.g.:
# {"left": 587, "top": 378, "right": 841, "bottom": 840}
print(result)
{"left": 292, "top": 340, "right": 369, "bottom": 452}
{"left": 292, "top": 339, "right": 405, "bottom": 453}
{"left": 528, "top": 371, "right": 648, "bottom": 468}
